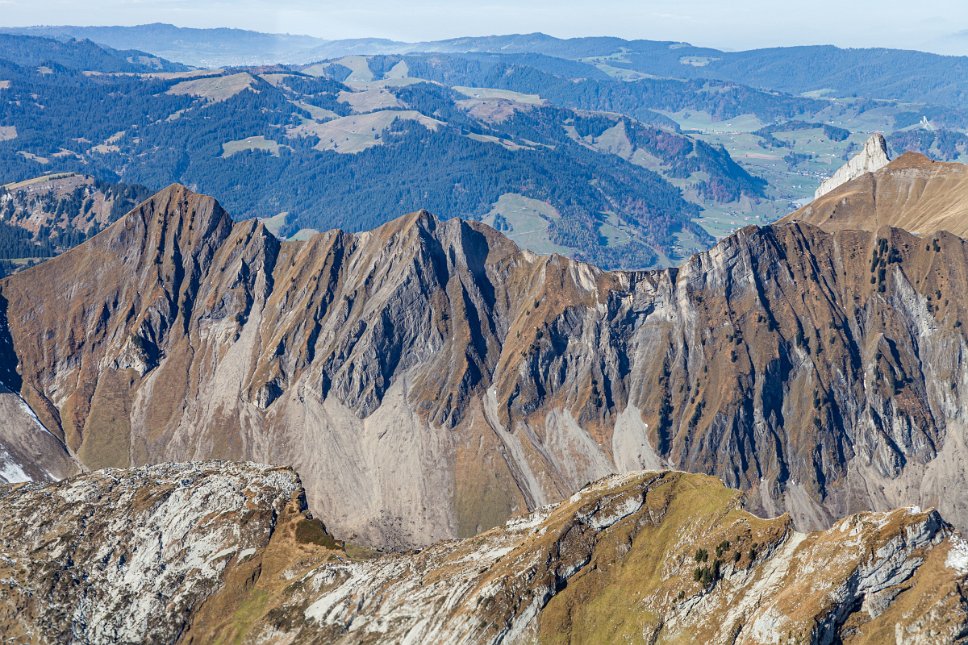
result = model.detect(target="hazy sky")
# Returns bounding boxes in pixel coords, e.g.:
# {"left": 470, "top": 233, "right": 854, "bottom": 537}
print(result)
{"left": 4, "top": 0, "right": 968, "bottom": 55}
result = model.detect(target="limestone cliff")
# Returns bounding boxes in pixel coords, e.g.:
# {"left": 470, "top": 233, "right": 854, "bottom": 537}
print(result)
{"left": 814, "top": 133, "right": 890, "bottom": 199}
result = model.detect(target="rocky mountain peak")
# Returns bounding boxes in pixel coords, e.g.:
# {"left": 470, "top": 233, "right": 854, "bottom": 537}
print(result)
{"left": 814, "top": 132, "right": 890, "bottom": 199}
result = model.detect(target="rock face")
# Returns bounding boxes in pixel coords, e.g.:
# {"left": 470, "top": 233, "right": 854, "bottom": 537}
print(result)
{"left": 814, "top": 133, "right": 891, "bottom": 199}
{"left": 4, "top": 183, "right": 968, "bottom": 547}
{"left": 1, "top": 465, "right": 965, "bottom": 643}
{"left": 0, "top": 461, "right": 309, "bottom": 643}
{"left": 792, "top": 151, "right": 968, "bottom": 236}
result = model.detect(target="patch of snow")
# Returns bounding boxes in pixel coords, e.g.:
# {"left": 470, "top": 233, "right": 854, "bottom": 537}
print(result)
{"left": 238, "top": 548, "right": 257, "bottom": 561}
{"left": 0, "top": 447, "right": 30, "bottom": 483}
{"left": 945, "top": 536, "right": 968, "bottom": 575}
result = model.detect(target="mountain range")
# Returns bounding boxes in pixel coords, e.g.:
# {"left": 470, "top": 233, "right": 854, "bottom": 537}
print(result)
{"left": 1, "top": 151, "right": 968, "bottom": 552}
{"left": 9, "top": 24, "right": 968, "bottom": 109}
{"left": 4, "top": 28, "right": 968, "bottom": 643}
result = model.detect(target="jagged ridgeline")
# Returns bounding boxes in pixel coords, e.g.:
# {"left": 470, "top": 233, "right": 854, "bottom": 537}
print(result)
{"left": 0, "top": 464, "right": 964, "bottom": 642}
{"left": 2, "top": 151, "right": 968, "bottom": 550}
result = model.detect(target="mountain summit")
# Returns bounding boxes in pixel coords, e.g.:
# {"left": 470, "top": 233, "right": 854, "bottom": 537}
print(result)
{"left": 790, "top": 151, "right": 968, "bottom": 236}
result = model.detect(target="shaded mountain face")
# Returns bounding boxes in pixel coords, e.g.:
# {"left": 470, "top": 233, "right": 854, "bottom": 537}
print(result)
{"left": 0, "top": 464, "right": 964, "bottom": 643}
{"left": 3, "top": 182, "right": 968, "bottom": 549}
{"left": 788, "top": 152, "right": 968, "bottom": 237}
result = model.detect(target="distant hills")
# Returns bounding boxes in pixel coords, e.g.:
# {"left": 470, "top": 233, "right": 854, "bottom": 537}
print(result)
{"left": 0, "top": 35, "right": 789, "bottom": 268}
{"left": 0, "top": 32, "right": 187, "bottom": 73}
{"left": 5, "top": 30, "right": 968, "bottom": 268}
{"left": 6, "top": 24, "right": 968, "bottom": 109}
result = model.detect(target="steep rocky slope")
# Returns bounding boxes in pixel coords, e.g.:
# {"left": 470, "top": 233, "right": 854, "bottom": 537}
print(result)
{"left": 0, "top": 462, "right": 314, "bottom": 642}
{"left": 0, "top": 384, "right": 79, "bottom": 483}
{"left": 814, "top": 133, "right": 891, "bottom": 200}
{"left": 791, "top": 151, "right": 968, "bottom": 236}
{"left": 1, "top": 464, "right": 965, "bottom": 643}
{"left": 3, "top": 183, "right": 968, "bottom": 547}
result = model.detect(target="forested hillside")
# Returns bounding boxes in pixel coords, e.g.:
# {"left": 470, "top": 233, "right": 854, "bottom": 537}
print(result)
{"left": 0, "top": 37, "right": 784, "bottom": 268}
{"left": 4, "top": 34, "right": 967, "bottom": 268}
{"left": 0, "top": 33, "right": 187, "bottom": 73}
{"left": 0, "top": 174, "right": 150, "bottom": 276}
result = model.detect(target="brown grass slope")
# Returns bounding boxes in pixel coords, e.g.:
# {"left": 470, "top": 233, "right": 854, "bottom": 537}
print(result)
{"left": 786, "top": 152, "right": 968, "bottom": 236}
{"left": 2, "top": 183, "right": 968, "bottom": 547}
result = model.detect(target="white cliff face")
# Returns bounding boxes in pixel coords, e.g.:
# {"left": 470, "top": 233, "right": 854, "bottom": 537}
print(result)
{"left": 815, "top": 133, "right": 891, "bottom": 199}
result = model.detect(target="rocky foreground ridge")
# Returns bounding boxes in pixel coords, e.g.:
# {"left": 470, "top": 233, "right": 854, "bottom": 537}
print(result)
{"left": 0, "top": 463, "right": 964, "bottom": 644}
{"left": 3, "top": 166, "right": 968, "bottom": 547}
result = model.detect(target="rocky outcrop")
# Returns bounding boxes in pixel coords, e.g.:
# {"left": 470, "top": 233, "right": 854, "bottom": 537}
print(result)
{"left": 814, "top": 133, "right": 890, "bottom": 199}
{"left": 1, "top": 465, "right": 964, "bottom": 643}
{"left": 0, "top": 461, "right": 311, "bottom": 643}
{"left": 4, "top": 183, "right": 968, "bottom": 547}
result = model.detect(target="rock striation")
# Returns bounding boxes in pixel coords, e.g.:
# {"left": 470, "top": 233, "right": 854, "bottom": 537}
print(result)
{"left": 3, "top": 183, "right": 968, "bottom": 547}
{"left": 814, "top": 133, "right": 891, "bottom": 199}
{"left": 1, "top": 464, "right": 965, "bottom": 643}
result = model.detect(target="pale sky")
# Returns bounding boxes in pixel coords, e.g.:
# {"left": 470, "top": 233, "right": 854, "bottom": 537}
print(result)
{"left": 3, "top": 0, "right": 968, "bottom": 55}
